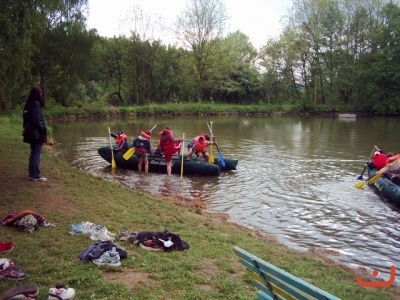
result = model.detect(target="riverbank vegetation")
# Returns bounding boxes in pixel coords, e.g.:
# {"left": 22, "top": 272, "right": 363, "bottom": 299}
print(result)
{"left": 1, "top": 116, "right": 400, "bottom": 299}
{"left": 2, "top": 0, "right": 400, "bottom": 115}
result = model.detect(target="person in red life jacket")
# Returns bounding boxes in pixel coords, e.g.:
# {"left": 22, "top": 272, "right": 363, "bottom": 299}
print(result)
{"left": 110, "top": 131, "right": 129, "bottom": 153}
{"left": 383, "top": 152, "right": 400, "bottom": 184}
{"left": 367, "top": 146, "right": 387, "bottom": 170}
{"left": 186, "top": 133, "right": 216, "bottom": 162}
{"left": 158, "top": 127, "right": 182, "bottom": 176}
{"left": 132, "top": 130, "right": 153, "bottom": 174}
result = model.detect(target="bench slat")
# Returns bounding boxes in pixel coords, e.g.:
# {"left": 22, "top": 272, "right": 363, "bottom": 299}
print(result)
{"left": 234, "top": 246, "right": 340, "bottom": 300}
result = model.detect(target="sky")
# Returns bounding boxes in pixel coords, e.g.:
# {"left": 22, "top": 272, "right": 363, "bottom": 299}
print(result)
{"left": 86, "top": 0, "right": 293, "bottom": 49}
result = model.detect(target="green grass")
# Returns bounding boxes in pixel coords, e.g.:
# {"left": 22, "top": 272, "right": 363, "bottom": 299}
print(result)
{"left": 0, "top": 114, "right": 399, "bottom": 299}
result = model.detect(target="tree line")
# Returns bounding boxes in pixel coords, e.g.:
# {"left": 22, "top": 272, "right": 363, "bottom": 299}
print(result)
{"left": 1, "top": 0, "right": 400, "bottom": 113}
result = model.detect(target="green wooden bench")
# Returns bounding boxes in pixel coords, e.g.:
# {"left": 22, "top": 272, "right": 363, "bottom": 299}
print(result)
{"left": 233, "top": 246, "right": 340, "bottom": 300}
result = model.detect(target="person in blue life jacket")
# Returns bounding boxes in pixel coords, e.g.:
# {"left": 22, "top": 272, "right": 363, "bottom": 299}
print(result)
{"left": 132, "top": 130, "right": 153, "bottom": 173}
{"left": 110, "top": 131, "right": 129, "bottom": 153}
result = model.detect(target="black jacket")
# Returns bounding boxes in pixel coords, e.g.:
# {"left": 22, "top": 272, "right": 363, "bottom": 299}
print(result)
{"left": 22, "top": 100, "right": 47, "bottom": 144}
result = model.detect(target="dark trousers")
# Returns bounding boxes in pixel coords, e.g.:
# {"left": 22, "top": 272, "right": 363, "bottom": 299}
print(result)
{"left": 29, "top": 143, "right": 43, "bottom": 178}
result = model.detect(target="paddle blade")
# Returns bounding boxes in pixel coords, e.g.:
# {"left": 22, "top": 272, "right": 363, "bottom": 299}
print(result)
{"left": 111, "top": 157, "right": 117, "bottom": 169}
{"left": 354, "top": 181, "right": 366, "bottom": 189}
{"left": 123, "top": 147, "right": 135, "bottom": 160}
{"left": 208, "top": 153, "right": 214, "bottom": 163}
{"left": 219, "top": 153, "right": 225, "bottom": 167}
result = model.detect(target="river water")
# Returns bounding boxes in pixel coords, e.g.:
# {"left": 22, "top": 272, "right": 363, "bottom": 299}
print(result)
{"left": 49, "top": 115, "right": 400, "bottom": 284}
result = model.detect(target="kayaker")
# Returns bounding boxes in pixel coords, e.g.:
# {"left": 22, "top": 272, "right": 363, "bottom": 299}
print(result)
{"left": 110, "top": 131, "right": 129, "bottom": 153}
{"left": 158, "top": 127, "right": 182, "bottom": 176}
{"left": 186, "top": 134, "right": 216, "bottom": 162}
{"left": 383, "top": 152, "right": 400, "bottom": 184}
{"left": 367, "top": 145, "right": 387, "bottom": 170}
{"left": 132, "top": 130, "right": 153, "bottom": 174}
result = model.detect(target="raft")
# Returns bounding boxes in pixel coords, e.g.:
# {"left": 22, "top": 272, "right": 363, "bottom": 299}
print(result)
{"left": 368, "top": 168, "right": 400, "bottom": 207}
{"left": 98, "top": 145, "right": 239, "bottom": 176}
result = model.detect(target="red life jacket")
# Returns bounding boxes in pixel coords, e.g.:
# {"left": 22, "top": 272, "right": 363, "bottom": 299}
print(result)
{"left": 193, "top": 137, "right": 207, "bottom": 152}
{"left": 372, "top": 153, "right": 387, "bottom": 170}
{"left": 159, "top": 129, "right": 179, "bottom": 154}
{"left": 116, "top": 133, "right": 128, "bottom": 147}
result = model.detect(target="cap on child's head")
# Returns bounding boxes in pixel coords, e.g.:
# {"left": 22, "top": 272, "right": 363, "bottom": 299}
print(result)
{"left": 374, "top": 151, "right": 380, "bottom": 156}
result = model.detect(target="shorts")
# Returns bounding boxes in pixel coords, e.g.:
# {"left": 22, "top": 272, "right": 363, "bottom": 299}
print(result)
{"left": 135, "top": 151, "right": 147, "bottom": 158}
{"left": 187, "top": 140, "right": 194, "bottom": 150}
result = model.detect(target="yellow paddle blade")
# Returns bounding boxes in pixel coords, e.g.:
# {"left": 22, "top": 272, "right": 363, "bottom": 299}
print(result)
{"left": 111, "top": 157, "right": 117, "bottom": 169}
{"left": 208, "top": 153, "right": 214, "bottom": 163}
{"left": 354, "top": 181, "right": 366, "bottom": 189}
{"left": 123, "top": 147, "right": 135, "bottom": 160}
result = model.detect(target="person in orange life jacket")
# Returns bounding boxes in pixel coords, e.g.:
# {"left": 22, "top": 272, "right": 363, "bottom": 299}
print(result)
{"left": 110, "top": 131, "right": 129, "bottom": 153}
{"left": 132, "top": 130, "right": 153, "bottom": 174}
{"left": 366, "top": 146, "right": 387, "bottom": 170}
{"left": 158, "top": 126, "right": 182, "bottom": 176}
{"left": 186, "top": 134, "right": 216, "bottom": 162}
{"left": 383, "top": 152, "right": 400, "bottom": 184}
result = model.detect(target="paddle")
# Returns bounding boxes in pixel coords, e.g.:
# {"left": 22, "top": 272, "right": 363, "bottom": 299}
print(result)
{"left": 181, "top": 133, "right": 184, "bottom": 178}
{"left": 108, "top": 127, "right": 116, "bottom": 170}
{"left": 356, "top": 147, "right": 375, "bottom": 180}
{"left": 354, "top": 156, "right": 400, "bottom": 189}
{"left": 208, "top": 123, "right": 214, "bottom": 163}
{"left": 206, "top": 121, "right": 225, "bottom": 167}
{"left": 123, "top": 125, "right": 157, "bottom": 160}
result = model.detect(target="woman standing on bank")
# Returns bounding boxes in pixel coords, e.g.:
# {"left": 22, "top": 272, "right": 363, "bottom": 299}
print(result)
{"left": 22, "top": 86, "right": 48, "bottom": 182}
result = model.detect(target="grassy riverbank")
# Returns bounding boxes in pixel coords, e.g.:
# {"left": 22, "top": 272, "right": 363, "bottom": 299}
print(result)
{"left": 1, "top": 115, "right": 399, "bottom": 299}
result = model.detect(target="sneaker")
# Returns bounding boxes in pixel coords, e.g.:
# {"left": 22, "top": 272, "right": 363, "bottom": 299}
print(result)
{"left": 2, "top": 283, "right": 39, "bottom": 300}
{"left": 30, "top": 177, "right": 47, "bottom": 182}
{"left": 90, "top": 227, "right": 115, "bottom": 242}
{"left": 0, "top": 241, "right": 14, "bottom": 253}
{"left": 82, "top": 222, "right": 116, "bottom": 237}
{"left": 68, "top": 224, "right": 84, "bottom": 235}
{"left": 127, "top": 233, "right": 138, "bottom": 245}
{"left": 0, "top": 268, "right": 27, "bottom": 280}
{"left": 118, "top": 230, "right": 128, "bottom": 241}
{"left": 48, "top": 285, "right": 75, "bottom": 300}
{"left": 92, "top": 247, "right": 121, "bottom": 267}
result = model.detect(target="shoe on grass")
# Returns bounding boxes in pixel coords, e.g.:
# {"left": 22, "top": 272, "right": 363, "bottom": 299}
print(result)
{"left": 29, "top": 177, "right": 47, "bottom": 182}
{"left": 92, "top": 247, "right": 121, "bottom": 267}
{"left": 90, "top": 227, "right": 115, "bottom": 242}
{"left": 48, "top": 285, "right": 75, "bottom": 300}
{"left": 2, "top": 283, "right": 39, "bottom": 300}
{"left": 118, "top": 230, "right": 128, "bottom": 241}
{"left": 0, "top": 241, "right": 14, "bottom": 253}
{"left": 68, "top": 224, "right": 84, "bottom": 235}
{"left": 0, "top": 259, "right": 27, "bottom": 280}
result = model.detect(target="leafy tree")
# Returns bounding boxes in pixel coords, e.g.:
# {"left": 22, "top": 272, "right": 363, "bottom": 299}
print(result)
{"left": 175, "top": 0, "right": 227, "bottom": 101}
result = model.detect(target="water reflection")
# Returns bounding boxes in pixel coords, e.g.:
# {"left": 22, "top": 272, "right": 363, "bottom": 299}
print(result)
{"left": 50, "top": 116, "right": 400, "bottom": 284}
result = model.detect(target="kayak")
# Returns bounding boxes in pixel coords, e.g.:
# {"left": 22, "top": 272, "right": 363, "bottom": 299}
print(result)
{"left": 98, "top": 146, "right": 221, "bottom": 176}
{"left": 368, "top": 168, "right": 400, "bottom": 207}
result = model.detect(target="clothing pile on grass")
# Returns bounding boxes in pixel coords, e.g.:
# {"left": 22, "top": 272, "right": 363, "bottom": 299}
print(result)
{"left": 70, "top": 221, "right": 127, "bottom": 267}
{"left": 123, "top": 229, "right": 190, "bottom": 252}
{"left": 1, "top": 210, "right": 56, "bottom": 233}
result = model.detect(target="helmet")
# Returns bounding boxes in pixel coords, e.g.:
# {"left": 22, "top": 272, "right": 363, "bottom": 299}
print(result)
{"left": 117, "top": 131, "right": 123, "bottom": 135}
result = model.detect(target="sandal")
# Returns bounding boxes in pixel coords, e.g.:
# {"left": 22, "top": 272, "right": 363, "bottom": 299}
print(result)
{"left": 2, "top": 283, "right": 38, "bottom": 299}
